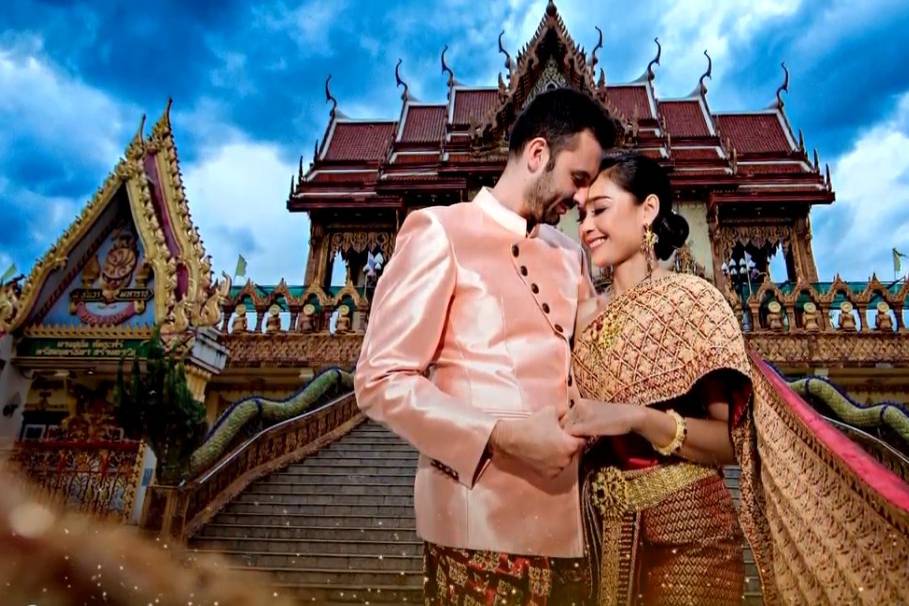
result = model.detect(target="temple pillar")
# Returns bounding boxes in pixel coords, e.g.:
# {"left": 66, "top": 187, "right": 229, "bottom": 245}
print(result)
{"left": 304, "top": 221, "right": 331, "bottom": 289}
{"left": 791, "top": 216, "right": 819, "bottom": 282}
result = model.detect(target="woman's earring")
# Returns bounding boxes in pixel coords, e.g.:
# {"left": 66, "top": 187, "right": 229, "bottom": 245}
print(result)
{"left": 641, "top": 224, "right": 658, "bottom": 274}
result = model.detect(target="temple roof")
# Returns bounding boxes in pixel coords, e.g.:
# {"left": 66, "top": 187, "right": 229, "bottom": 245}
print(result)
{"left": 0, "top": 102, "right": 227, "bottom": 337}
{"left": 714, "top": 112, "right": 794, "bottom": 154}
{"left": 290, "top": 1, "right": 834, "bottom": 211}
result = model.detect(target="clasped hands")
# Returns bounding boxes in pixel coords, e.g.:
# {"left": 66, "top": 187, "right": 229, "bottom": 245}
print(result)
{"left": 489, "top": 399, "right": 641, "bottom": 480}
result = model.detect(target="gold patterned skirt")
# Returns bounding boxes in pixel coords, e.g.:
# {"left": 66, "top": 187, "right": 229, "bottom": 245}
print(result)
{"left": 582, "top": 463, "right": 744, "bottom": 605}
{"left": 423, "top": 543, "right": 590, "bottom": 606}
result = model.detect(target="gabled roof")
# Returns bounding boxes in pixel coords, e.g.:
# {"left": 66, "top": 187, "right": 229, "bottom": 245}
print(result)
{"left": 322, "top": 121, "right": 397, "bottom": 161}
{"left": 0, "top": 102, "right": 226, "bottom": 336}
{"left": 398, "top": 104, "right": 447, "bottom": 143}
{"left": 714, "top": 111, "right": 794, "bottom": 154}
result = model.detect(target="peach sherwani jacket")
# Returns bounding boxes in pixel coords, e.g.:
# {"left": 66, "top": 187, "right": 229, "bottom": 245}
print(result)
{"left": 354, "top": 187, "right": 593, "bottom": 557}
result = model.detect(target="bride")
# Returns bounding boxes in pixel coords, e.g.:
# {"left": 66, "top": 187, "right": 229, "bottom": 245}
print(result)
{"left": 561, "top": 152, "right": 753, "bottom": 605}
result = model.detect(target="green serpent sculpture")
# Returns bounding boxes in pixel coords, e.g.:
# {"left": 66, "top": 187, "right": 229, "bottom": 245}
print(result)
{"left": 789, "top": 376, "right": 909, "bottom": 445}
{"left": 188, "top": 367, "right": 354, "bottom": 477}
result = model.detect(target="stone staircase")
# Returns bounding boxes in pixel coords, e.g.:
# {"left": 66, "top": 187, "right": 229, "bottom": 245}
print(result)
{"left": 189, "top": 419, "right": 762, "bottom": 605}
{"left": 189, "top": 419, "right": 423, "bottom": 604}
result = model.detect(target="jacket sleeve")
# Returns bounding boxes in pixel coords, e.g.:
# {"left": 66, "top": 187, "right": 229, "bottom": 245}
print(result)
{"left": 354, "top": 209, "right": 498, "bottom": 488}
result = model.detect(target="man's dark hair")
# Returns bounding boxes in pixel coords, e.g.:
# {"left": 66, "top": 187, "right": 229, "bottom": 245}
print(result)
{"left": 508, "top": 88, "right": 618, "bottom": 161}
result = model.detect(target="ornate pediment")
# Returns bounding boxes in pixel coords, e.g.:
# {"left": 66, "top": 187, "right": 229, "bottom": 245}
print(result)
{"left": 471, "top": 2, "right": 605, "bottom": 151}
{"left": 0, "top": 102, "right": 227, "bottom": 337}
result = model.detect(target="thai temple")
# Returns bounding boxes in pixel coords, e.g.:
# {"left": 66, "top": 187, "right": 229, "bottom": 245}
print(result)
{"left": 1, "top": 2, "right": 907, "bottom": 604}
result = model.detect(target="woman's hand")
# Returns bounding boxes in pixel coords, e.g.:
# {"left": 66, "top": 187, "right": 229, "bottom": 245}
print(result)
{"left": 560, "top": 399, "right": 642, "bottom": 438}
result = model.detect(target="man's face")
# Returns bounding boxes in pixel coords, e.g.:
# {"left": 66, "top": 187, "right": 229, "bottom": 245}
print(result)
{"left": 525, "top": 130, "right": 603, "bottom": 226}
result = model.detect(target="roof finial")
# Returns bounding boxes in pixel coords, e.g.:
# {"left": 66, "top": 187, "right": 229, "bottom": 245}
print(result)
{"left": 813, "top": 148, "right": 820, "bottom": 172}
{"left": 798, "top": 129, "right": 805, "bottom": 152}
{"left": 775, "top": 62, "right": 790, "bottom": 109}
{"left": 298, "top": 155, "right": 304, "bottom": 182}
{"left": 645, "top": 37, "right": 662, "bottom": 83}
{"left": 325, "top": 75, "right": 338, "bottom": 119}
{"left": 395, "top": 58, "right": 410, "bottom": 102}
{"left": 441, "top": 45, "right": 456, "bottom": 88}
{"left": 546, "top": 0, "right": 557, "bottom": 16}
{"left": 289, "top": 175, "right": 295, "bottom": 198}
{"left": 597, "top": 67, "right": 606, "bottom": 89}
{"left": 590, "top": 26, "right": 604, "bottom": 73}
{"left": 698, "top": 50, "right": 712, "bottom": 96}
{"left": 164, "top": 97, "right": 174, "bottom": 121}
{"left": 498, "top": 31, "right": 513, "bottom": 74}
{"left": 825, "top": 163, "right": 831, "bottom": 189}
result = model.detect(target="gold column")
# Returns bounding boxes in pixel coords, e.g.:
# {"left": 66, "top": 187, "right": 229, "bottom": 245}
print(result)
{"left": 184, "top": 365, "right": 213, "bottom": 422}
{"left": 304, "top": 222, "right": 331, "bottom": 288}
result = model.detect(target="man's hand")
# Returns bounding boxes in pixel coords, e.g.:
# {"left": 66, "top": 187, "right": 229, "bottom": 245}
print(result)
{"left": 560, "top": 398, "right": 642, "bottom": 437}
{"left": 489, "top": 407, "right": 586, "bottom": 478}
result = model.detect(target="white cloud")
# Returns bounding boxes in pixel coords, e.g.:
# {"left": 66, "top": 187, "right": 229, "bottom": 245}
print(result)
{"left": 0, "top": 37, "right": 138, "bottom": 169}
{"left": 253, "top": 0, "right": 348, "bottom": 55}
{"left": 181, "top": 137, "right": 308, "bottom": 285}
{"left": 812, "top": 90, "right": 909, "bottom": 280}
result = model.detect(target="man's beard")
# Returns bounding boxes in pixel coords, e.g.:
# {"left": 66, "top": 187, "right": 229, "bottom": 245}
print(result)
{"left": 526, "top": 170, "right": 568, "bottom": 226}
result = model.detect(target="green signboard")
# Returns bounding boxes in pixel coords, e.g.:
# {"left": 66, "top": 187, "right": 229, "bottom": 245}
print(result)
{"left": 17, "top": 338, "right": 148, "bottom": 359}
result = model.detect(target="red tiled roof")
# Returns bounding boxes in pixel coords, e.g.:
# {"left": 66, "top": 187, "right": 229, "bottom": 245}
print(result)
{"left": 324, "top": 122, "right": 396, "bottom": 161}
{"left": 309, "top": 170, "right": 377, "bottom": 183}
{"left": 739, "top": 162, "right": 807, "bottom": 175}
{"left": 659, "top": 101, "right": 711, "bottom": 137}
{"left": 671, "top": 148, "right": 722, "bottom": 161}
{"left": 606, "top": 86, "right": 653, "bottom": 120}
{"left": 401, "top": 106, "right": 446, "bottom": 143}
{"left": 715, "top": 113, "right": 792, "bottom": 154}
{"left": 452, "top": 89, "right": 498, "bottom": 125}
{"left": 392, "top": 153, "right": 440, "bottom": 165}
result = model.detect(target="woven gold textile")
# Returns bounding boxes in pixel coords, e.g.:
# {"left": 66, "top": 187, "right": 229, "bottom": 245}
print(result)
{"left": 573, "top": 272, "right": 909, "bottom": 605}
{"left": 573, "top": 273, "right": 750, "bottom": 605}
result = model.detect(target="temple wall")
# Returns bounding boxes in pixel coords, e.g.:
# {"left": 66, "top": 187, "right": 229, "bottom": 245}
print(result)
{"left": 677, "top": 201, "right": 714, "bottom": 278}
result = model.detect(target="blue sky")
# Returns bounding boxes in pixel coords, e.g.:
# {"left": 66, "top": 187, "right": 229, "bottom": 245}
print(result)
{"left": 2, "top": 0, "right": 909, "bottom": 285}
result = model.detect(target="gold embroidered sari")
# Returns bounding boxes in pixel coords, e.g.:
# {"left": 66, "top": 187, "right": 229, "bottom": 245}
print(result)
{"left": 573, "top": 272, "right": 909, "bottom": 605}
{"left": 572, "top": 273, "right": 752, "bottom": 605}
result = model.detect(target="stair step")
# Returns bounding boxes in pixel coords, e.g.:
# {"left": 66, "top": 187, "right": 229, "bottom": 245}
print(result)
{"left": 213, "top": 513, "right": 416, "bottom": 529}
{"left": 281, "top": 465, "right": 417, "bottom": 475}
{"left": 236, "top": 493, "right": 414, "bottom": 506}
{"left": 191, "top": 536, "right": 423, "bottom": 556}
{"left": 196, "top": 524, "right": 418, "bottom": 542}
{"left": 275, "top": 583, "right": 423, "bottom": 604}
{"left": 306, "top": 450, "right": 420, "bottom": 465}
{"left": 327, "top": 444, "right": 417, "bottom": 453}
{"left": 260, "top": 474, "right": 414, "bottom": 486}
{"left": 247, "top": 482, "right": 414, "bottom": 496}
{"left": 290, "top": 457, "right": 418, "bottom": 468}
{"left": 224, "top": 564, "right": 424, "bottom": 587}
{"left": 226, "top": 502, "right": 414, "bottom": 516}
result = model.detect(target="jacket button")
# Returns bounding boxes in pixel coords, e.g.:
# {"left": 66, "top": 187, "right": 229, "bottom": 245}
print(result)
{"left": 520, "top": 265, "right": 528, "bottom": 276}
{"left": 542, "top": 303, "right": 550, "bottom": 313}
{"left": 512, "top": 244, "right": 519, "bottom": 257}
{"left": 555, "top": 324, "right": 564, "bottom": 333}
{"left": 531, "top": 283, "right": 539, "bottom": 294}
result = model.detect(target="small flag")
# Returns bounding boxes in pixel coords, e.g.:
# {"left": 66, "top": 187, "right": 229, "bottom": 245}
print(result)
{"left": 234, "top": 254, "right": 247, "bottom": 279}
{"left": 0, "top": 263, "right": 16, "bottom": 284}
{"left": 893, "top": 248, "right": 907, "bottom": 274}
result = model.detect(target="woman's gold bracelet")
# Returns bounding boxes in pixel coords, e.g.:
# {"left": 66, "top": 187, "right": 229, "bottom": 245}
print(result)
{"left": 653, "top": 409, "right": 687, "bottom": 456}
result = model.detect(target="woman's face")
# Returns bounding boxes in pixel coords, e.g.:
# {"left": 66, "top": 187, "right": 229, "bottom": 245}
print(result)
{"left": 578, "top": 172, "right": 657, "bottom": 269}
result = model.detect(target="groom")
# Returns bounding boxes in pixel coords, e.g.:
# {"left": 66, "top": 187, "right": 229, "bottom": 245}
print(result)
{"left": 355, "top": 88, "right": 617, "bottom": 604}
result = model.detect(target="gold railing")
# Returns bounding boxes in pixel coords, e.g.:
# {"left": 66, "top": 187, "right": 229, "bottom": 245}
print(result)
{"left": 12, "top": 439, "right": 144, "bottom": 521}
{"left": 141, "top": 391, "right": 362, "bottom": 540}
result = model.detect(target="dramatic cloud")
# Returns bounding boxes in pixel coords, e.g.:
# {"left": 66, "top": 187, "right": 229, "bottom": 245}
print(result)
{"left": 2, "top": 0, "right": 909, "bottom": 284}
